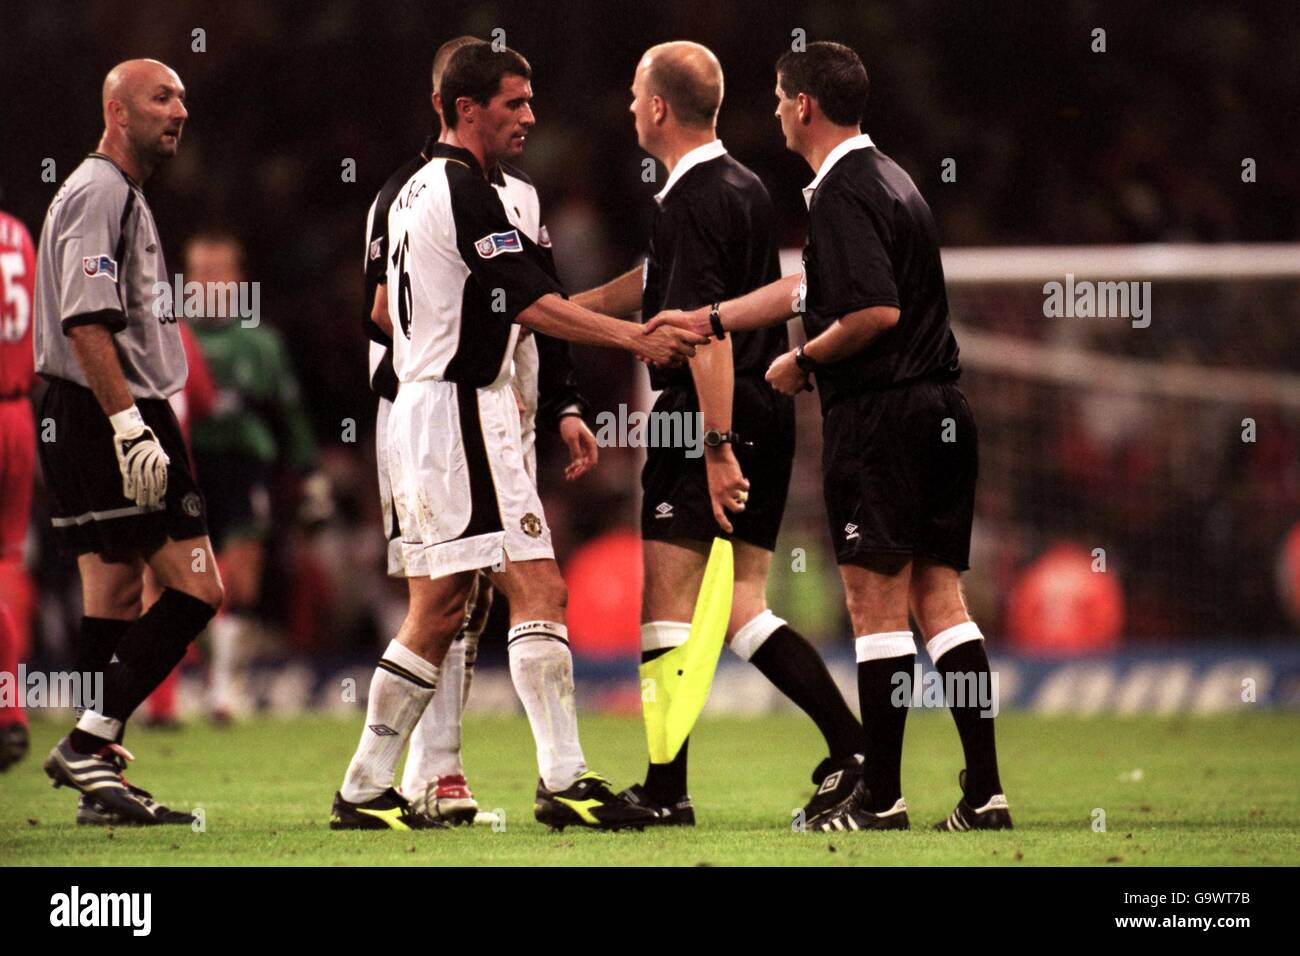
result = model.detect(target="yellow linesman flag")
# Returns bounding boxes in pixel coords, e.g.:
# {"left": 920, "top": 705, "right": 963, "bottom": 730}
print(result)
{"left": 640, "top": 537, "right": 734, "bottom": 764}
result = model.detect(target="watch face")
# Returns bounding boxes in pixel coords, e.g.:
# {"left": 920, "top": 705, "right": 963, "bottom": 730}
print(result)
{"left": 703, "top": 430, "right": 722, "bottom": 447}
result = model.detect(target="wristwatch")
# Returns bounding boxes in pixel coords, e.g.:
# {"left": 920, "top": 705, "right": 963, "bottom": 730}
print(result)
{"left": 702, "top": 429, "right": 741, "bottom": 448}
{"left": 794, "top": 344, "right": 819, "bottom": 373}
{"left": 709, "top": 302, "right": 726, "bottom": 340}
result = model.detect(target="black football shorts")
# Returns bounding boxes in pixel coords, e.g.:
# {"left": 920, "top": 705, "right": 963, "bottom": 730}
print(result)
{"left": 640, "top": 377, "right": 795, "bottom": 552}
{"left": 38, "top": 376, "right": 209, "bottom": 562}
{"left": 821, "top": 378, "right": 976, "bottom": 571}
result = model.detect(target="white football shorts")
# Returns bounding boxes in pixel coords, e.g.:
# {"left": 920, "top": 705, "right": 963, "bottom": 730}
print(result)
{"left": 385, "top": 377, "right": 552, "bottom": 579}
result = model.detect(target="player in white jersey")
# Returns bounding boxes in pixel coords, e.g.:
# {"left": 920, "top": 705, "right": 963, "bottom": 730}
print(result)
{"left": 332, "top": 40, "right": 702, "bottom": 831}
{"left": 359, "top": 38, "right": 596, "bottom": 825}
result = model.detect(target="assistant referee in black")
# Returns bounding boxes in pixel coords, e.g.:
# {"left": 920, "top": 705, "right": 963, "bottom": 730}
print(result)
{"left": 646, "top": 41, "right": 1012, "bottom": 832}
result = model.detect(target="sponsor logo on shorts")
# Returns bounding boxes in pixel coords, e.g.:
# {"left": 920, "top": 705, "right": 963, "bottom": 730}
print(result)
{"left": 369, "top": 724, "right": 398, "bottom": 736}
{"left": 655, "top": 502, "right": 673, "bottom": 519}
{"left": 82, "top": 254, "right": 118, "bottom": 280}
{"left": 520, "top": 513, "right": 544, "bottom": 538}
{"left": 474, "top": 229, "right": 522, "bottom": 258}
{"left": 181, "top": 492, "right": 203, "bottom": 517}
{"left": 844, "top": 523, "right": 860, "bottom": 541}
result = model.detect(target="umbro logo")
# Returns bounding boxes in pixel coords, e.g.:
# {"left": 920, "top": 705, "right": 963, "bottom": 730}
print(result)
{"left": 817, "top": 770, "right": 844, "bottom": 795}
{"left": 368, "top": 724, "right": 398, "bottom": 736}
{"left": 844, "top": 523, "right": 860, "bottom": 541}
{"left": 654, "top": 502, "right": 673, "bottom": 519}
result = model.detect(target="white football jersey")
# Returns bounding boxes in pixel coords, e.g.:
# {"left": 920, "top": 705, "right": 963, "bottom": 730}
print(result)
{"left": 385, "top": 143, "right": 562, "bottom": 388}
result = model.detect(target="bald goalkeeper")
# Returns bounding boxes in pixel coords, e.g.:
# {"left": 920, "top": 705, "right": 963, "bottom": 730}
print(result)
{"left": 573, "top": 42, "right": 864, "bottom": 827}
{"left": 34, "top": 60, "right": 223, "bottom": 826}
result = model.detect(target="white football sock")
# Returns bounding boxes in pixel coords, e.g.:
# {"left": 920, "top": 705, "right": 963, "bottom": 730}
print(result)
{"left": 208, "top": 612, "right": 250, "bottom": 714}
{"left": 507, "top": 620, "right": 587, "bottom": 791}
{"left": 340, "top": 640, "right": 438, "bottom": 804}
{"left": 401, "top": 638, "right": 465, "bottom": 795}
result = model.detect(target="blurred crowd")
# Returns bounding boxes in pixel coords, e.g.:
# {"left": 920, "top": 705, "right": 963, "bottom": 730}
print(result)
{"left": 2, "top": 0, "right": 1297, "bottom": 677}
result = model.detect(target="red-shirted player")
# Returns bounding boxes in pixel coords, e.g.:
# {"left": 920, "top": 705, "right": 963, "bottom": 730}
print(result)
{"left": 0, "top": 196, "right": 37, "bottom": 771}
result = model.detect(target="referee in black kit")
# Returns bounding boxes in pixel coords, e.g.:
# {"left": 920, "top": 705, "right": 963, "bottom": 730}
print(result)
{"left": 575, "top": 41, "right": 866, "bottom": 826}
{"left": 647, "top": 42, "right": 1012, "bottom": 832}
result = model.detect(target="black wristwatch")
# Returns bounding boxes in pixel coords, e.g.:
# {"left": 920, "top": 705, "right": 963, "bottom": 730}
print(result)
{"left": 794, "top": 344, "right": 819, "bottom": 374}
{"left": 709, "top": 302, "right": 726, "bottom": 340}
{"left": 702, "top": 429, "right": 741, "bottom": 449}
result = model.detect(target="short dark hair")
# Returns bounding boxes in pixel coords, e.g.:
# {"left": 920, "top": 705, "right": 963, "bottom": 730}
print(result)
{"left": 432, "top": 35, "right": 479, "bottom": 94}
{"left": 439, "top": 41, "right": 532, "bottom": 130}
{"left": 775, "top": 41, "right": 869, "bottom": 127}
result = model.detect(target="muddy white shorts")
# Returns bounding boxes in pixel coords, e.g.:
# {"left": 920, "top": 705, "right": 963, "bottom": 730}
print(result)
{"left": 386, "top": 377, "right": 552, "bottom": 579}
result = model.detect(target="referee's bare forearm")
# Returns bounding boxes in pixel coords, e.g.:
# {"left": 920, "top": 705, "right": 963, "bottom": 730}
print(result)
{"left": 68, "top": 323, "right": 136, "bottom": 416}
{"left": 717, "top": 273, "right": 803, "bottom": 332}
{"left": 572, "top": 266, "right": 642, "bottom": 318}
{"left": 802, "top": 305, "right": 901, "bottom": 365}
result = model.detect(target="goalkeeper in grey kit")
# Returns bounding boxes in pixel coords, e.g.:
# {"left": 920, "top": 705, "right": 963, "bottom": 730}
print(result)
{"left": 32, "top": 59, "right": 224, "bottom": 825}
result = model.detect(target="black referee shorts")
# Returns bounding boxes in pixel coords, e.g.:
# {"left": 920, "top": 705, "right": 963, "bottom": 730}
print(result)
{"left": 822, "top": 378, "right": 976, "bottom": 571}
{"left": 641, "top": 378, "right": 795, "bottom": 552}
{"left": 38, "top": 377, "right": 208, "bottom": 562}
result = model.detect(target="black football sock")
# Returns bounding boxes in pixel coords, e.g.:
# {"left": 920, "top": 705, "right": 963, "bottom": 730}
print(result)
{"left": 68, "top": 617, "right": 132, "bottom": 752}
{"left": 99, "top": 589, "right": 216, "bottom": 729}
{"left": 749, "top": 625, "right": 863, "bottom": 759}
{"left": 857, "top": 647, "right": 915, "bottom": 811}
{"left": 641, "top": 644, "right": 689, "bottom": 803}
{"left": 644, "top": 738, "right": 690, "bottom": 806}
{"left": 929, "top": 625, "right": 1003, "bottom": 806}
{"left": 75, "top": 616, "right": 131, "bottom": 680}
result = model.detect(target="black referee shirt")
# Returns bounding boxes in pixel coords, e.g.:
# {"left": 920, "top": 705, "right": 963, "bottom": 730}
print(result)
{"left": 801, "top": 134, "right": 959, "bottom": 412}
{"left": 642, "top": 142, "right": 784, "bottom": 392}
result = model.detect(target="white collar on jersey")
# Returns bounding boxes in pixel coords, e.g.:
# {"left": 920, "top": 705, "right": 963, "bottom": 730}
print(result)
{"left": 802, "top": 132, "right": 875, "bottom": 208}
{"left": 654, "top": 139, "right": 728, "bottom": 204}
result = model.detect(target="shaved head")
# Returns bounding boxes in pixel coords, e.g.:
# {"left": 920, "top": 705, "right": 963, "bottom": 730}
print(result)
{"left": 102, "top": 59, "right": 183, "bottom": 116}
{"left": 639, "top": 41, "right": 723, "bottom": 129}
{"left": 97, "top": 58, "right": 187, "bottom": 180}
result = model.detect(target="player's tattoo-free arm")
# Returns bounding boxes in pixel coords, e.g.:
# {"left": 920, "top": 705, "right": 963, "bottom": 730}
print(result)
{"left": 571, "top": 265, "right": 643, "bottom": 318}
{"left": 800, "top": 305, "right": 901, "bottom": 364}
{"left": 517, "top": 293, "right": 704, "bottom": 365}
{"left": 370, "top": 284, "right": 393, "bottom": 339}
{"left": 68, "top": 323, "right": 136, "bottom": 416}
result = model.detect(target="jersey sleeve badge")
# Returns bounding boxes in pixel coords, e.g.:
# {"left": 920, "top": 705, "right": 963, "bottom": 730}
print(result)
{"left": 83, "top": 255, "right": 118, "bottom": 280}
{"left": 474, "top": 230, "right": 523, "bottom": 259}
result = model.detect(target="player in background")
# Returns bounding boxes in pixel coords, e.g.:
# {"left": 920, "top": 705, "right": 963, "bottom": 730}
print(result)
{"left": 573, "top": 42, "right": 865, "bottom": 826}
{"left": 364, "top": 36, "right": 598, "bottom": 825}
{"left": 332, "top": 41, "right": 700, "bottom": 831}
{"left": 34, "top": 59, "right": 223, "bottom": 825}
{"left": 647, "top": 42, "right": 1011, "bottom": 832}
{"left": 0, "top": 187, "right": 36, "bottom": 771}
{"left": 183, "top": 232, "right": 322, "bottom": 721}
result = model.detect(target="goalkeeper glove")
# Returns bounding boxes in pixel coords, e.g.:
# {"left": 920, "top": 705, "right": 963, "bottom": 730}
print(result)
{"left": 109, "top": 406, "right": 170, "bottom": 508}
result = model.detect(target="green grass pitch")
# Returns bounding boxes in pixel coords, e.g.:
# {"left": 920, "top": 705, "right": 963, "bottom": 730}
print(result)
{"left": 3, "top": 712, "right": 1299, "bottom": 866}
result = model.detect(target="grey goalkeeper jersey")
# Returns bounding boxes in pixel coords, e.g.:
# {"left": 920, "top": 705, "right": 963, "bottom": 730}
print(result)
{"left": 33, "top": 153, "right": 186, "bottom": 399}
